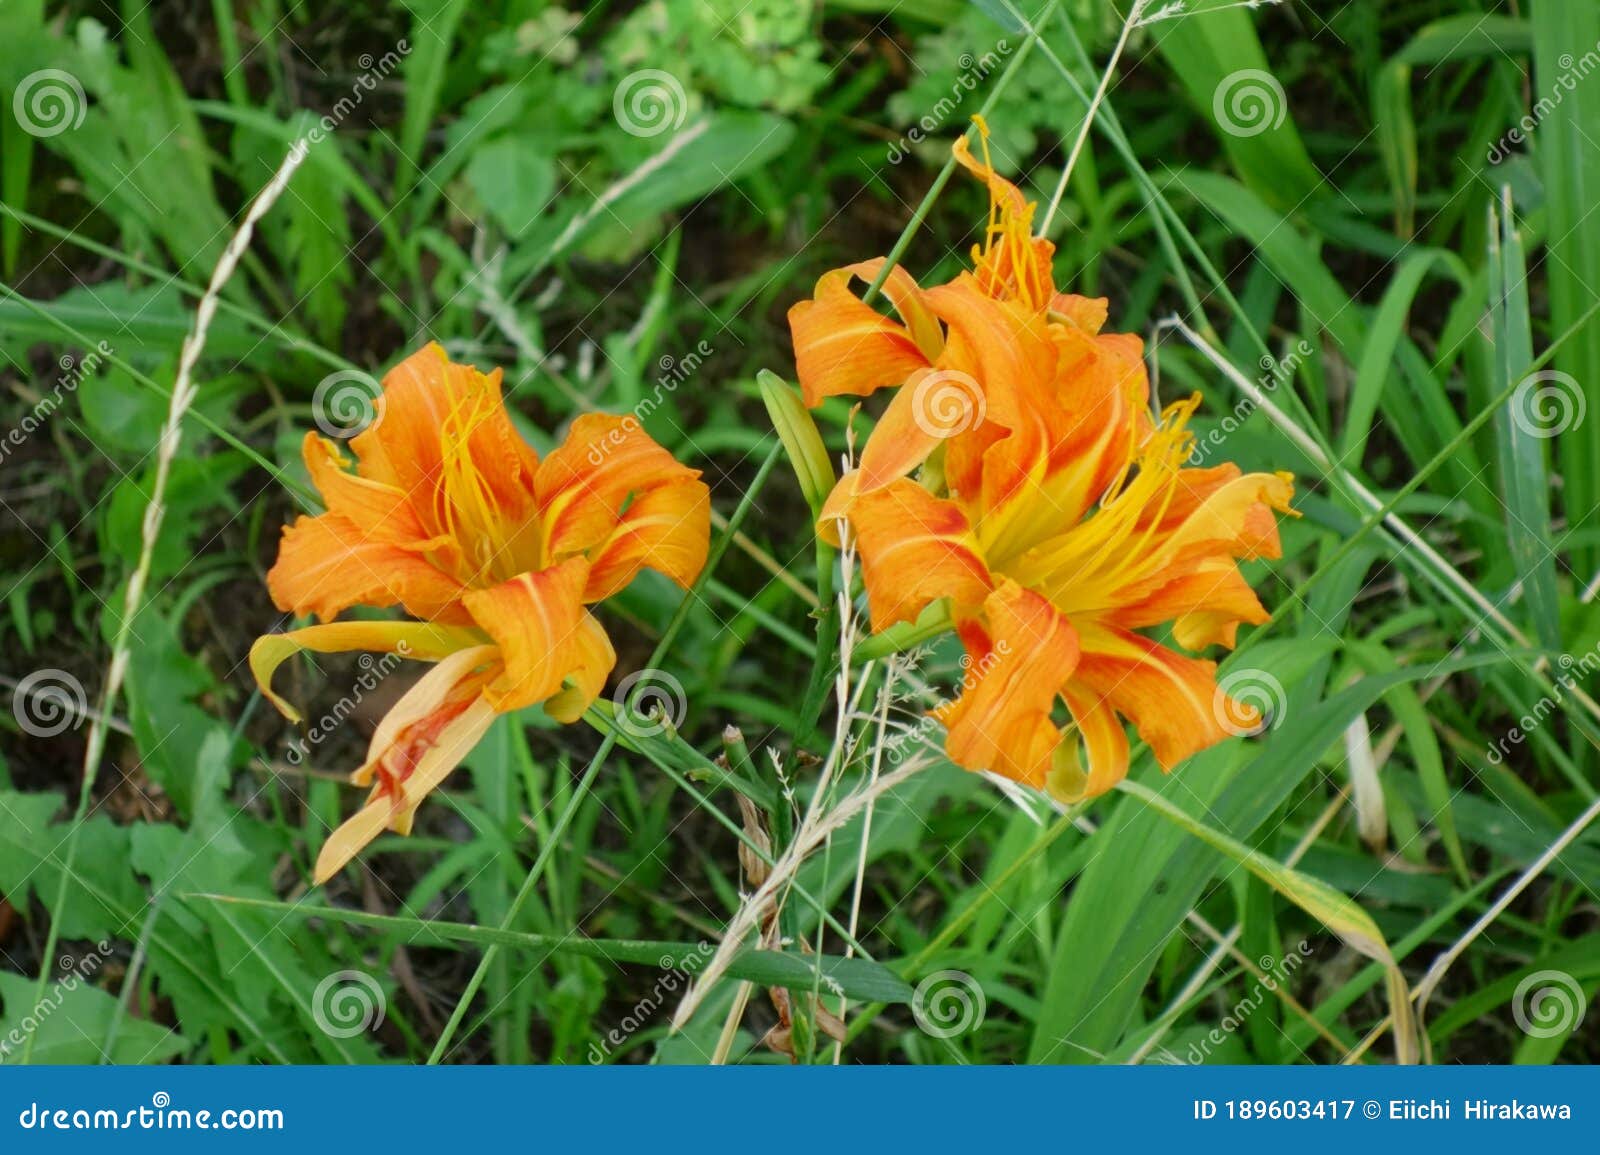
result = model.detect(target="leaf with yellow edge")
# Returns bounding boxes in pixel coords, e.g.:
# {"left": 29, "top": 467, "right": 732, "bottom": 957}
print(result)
{"left": 1117, "top": 777, "right": 1417, "bottom": 1064}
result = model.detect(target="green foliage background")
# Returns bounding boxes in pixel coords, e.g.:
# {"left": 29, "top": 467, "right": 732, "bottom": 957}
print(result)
{"left": 0, "top": 0, "right": 1596, "bottom": 1065}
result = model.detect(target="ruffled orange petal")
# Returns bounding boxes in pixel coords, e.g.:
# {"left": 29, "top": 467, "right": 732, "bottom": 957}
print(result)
{"left": 951, "top": 123, "right": 1056, "bottom": 311}
{"left": 844, "top": 479, "right": 993, "bottom": 631}
{"left": 1048, "top": 686, "right": 1130, "bottom": 802}
{"left": 583, "top": 475, "right": 711, "bottom": 601}
{"left": 461, "top": 557, "right": 613, "bottom": 714}
{"left": 1071, "top": 622, "right": 1233, "bottom": 771}
{"left": 1113, "top": 558, "right": 1269, "bottom": 651}
{"left": 788, "top": 260, "right": 940, "bottom": 406}
{"left": 937, "top": 582, "right": 1079, "bottom": 789}
{"left": 853, "top": 367, "right": 970, "bottom": 494}
{"left": 1050, "top": 294, "right": 1109, "bottom": 333}
{"left": 300, "top": 432, "right": 428, "bottom": 547}
{"left": 543, "top": 613, "right": 616, "bottom": 724}
{"left": 249, "top": 620, "right": 488, "bottom": 723}
{"left": 352, "top": 342, "right": 540, "bottom": 521}
{"left": 266, "top": 513, "right": 469, "bottom": 624}
{"left": 536, "top": 413, "right": 706, "bottom": 569}
{"left": 314, "top": 649, "right": 498, "bottom": 884}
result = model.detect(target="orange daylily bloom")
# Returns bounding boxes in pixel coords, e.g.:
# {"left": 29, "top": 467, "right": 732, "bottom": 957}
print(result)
{"left": 789, "top": 120, "right": 1295, "bottom": 801}
{"left": 251, "top": 343, "right": 710, "bottom": 882}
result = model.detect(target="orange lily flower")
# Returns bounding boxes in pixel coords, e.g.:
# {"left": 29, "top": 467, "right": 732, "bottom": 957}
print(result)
{"left": 251, "top": 343, "right": 710, "bottom": 882}
{"left": 789, "top": 121, "right": 1295, "bottom": 801}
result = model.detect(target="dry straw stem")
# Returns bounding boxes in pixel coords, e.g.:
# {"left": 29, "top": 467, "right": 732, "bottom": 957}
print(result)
{"left": 20, "top": 140, "right": 309, "bottom": 1063}
{"left": 1038, "top": 0, "right": 1144, "bottom": 236}
{"left": 672, "top": 525, "right": 925, "bottom": 1032}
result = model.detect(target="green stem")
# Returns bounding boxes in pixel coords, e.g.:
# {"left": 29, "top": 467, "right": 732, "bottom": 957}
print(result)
{"left": 425, "top": 444, "right": 783, "bottom": 1063}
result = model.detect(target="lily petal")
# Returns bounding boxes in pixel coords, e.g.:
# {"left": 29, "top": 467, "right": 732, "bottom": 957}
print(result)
{"left": 249, "top": 620, "right": 488, "bottom": 723}
{"left": 461, "top": 556, "right": 611, "bottom": 713}
{"left": 537, "top": 413, "right": 706, "bottom": 569}
{"left": 845, "top": 479, "right": 993, "bottom": 631}
{"left": 267, "top": 512, "right": 469, "bottom": 624}
{"left": 788, "top": 260, "right": 939, "bottom": 406}
{"left": 938, "top": 582, "right": 1079, "bottom": 789}
{"left": 1072, "top": 622, "right": 1234, "bottom": 771}
{"left": 583, "top": 475, "right": 711, "bottom": 601}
